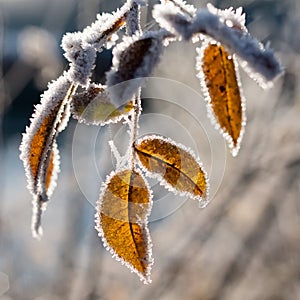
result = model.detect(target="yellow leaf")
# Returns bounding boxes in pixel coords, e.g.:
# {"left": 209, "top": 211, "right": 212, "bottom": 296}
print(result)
{"left": 197, "top": 41, "right": 246, "bottom": 156}
{"left": 96, "top": 169, "right": 153, "bottom": 284}
{"left": 134, "top": 136, "right": 208, "bottom": 206}
{"left": 71, "top": 84, "right": 133, "bottom": 125}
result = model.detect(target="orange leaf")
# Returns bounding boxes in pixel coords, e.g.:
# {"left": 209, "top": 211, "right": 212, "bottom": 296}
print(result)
{"left": 134, "top": 136, "right": 209, "bottom": 207}
{"left": 197, "top": 41, "right": 246, "bottom": 156}
{"left": 20, "top": 78, "right": 77, "bottom": 237}
{"left": 28, "top": 109, "right": 58, "bottom": 192}
{"left": 96, "top": 169, "right": 153, "bottom": 284}
{"left": 71, "top": 84, "right": 133, "bottom": 125}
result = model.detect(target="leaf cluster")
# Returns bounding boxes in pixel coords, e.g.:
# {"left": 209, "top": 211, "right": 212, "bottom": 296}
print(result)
{"left": 19, "top": 0, "right": 282, "bottom": 283}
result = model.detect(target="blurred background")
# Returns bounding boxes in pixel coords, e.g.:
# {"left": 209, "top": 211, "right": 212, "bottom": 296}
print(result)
{"left": 1, "top": 0, "right": 300, "bottom": 299}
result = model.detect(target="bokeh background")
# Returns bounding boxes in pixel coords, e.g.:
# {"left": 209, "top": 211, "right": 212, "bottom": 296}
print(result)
{"left": 1, "top": 0, "right": 300, "bottom": 299}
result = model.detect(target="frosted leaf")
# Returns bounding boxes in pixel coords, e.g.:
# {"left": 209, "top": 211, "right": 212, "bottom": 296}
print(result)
{"left": 19, "top": 74, "right": 77, "bottom": 238}
{"left": 134, "top": 135, "right": 209, "bottom": 208}
{"left": 204, "top": 4, "right": 276, "bottom": 88}
{"left": 95, "top": 168, "right": 153, "bottom": 284}
{"left": 196, "top": 41, "right": 246, "bottom": 157}
{"left": 71, "top": 83, "right": 133, "bottom": 126}
{"left": 107, "top": 31, "right": 164, "bottom": 106}
{"left": 20, "top": 75, "right": 69, "bottom": 194}
{"left": 155, "top": 5, "right": 283, "bottom": 84}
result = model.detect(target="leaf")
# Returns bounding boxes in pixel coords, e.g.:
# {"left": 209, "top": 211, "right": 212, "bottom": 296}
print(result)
{"left": 107, "top": 31, "right": 164, "bottom": 105}
{"left": 19, "top": 76, "right": 77, "bottom": 237}
{"left": 96, "top": 169, "right": 153, "bottom": 284}
{"left": 197, "top": 41, "right": 246, "bottom": 156}
{"left": 71, "top": 84, "right": 133, "bottom": 125}
{"left": 134, "top": 135, "right": 209, "bottom": 207}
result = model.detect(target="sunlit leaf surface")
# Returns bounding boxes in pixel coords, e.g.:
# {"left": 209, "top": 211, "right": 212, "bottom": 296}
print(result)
{"left": 71, "top": 84, "right": 133, "bottom": 125}
{"left": 135, "top": 136, "right": 208, "bottom": 206}
{"left": 96, "top": 169, "right": 153, "bottom": 284}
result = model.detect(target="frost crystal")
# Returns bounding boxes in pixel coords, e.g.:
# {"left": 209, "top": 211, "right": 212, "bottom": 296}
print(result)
{"left": 82, "top": 1, "right": 130, "bottom": 50}
{"left": 153, "top": 2, "right": 191, "bottom": 38}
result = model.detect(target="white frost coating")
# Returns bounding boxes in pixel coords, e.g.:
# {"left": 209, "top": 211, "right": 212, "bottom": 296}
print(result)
{"left": 135, "top": 135, "right": 210, "bottom": 208}
{"left": 205, "top": 4, "right": 274, "bottom": 89}
{"left": 207, "top": 3, "right": 247, "bottom": 32}
{"left": 153, "top": 2, "right": 191, "bottom": 37}
{"left": 154, "top": 5, "right": 282, "bottom": 84}
{"left": 196, "top": 40, "right": 246, "bottom": 157}
{"left": 82, "top": 0, "right": 131, "bottom": 50}
{"left": 108, "top": 140, "right": 123, "bottom": 170}
{"left": 45, "top": 140, "right": 60, "bottom": 198}
{"left": 31, "top": 195, "right": 46, "bottom": 239}
{"left": 57, "top": 102, "right": 71, "bottom": 133}
{"left": 19, "top": 74, "right": 70, "bottom": 195}
{"left": 107, "top": 31, "right": 164, "bottom": 106}
{"left": 95, "top": 168, "right": 154, "bottom": 284}
{"left": 126, "top": 2, "right": 142, "bottom": 36}
{"left": 65, "top": 43, "right": 96, "bottom": 86}
{"left": 161, "top": 0, "right": 196, "bottom": 17}
{"left": 62, "top": 32, "right": 96, "bottom": 86}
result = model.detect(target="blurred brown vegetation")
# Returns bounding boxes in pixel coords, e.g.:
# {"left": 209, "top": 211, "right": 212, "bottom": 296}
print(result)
{"left": 0, "top": 0, "right": 299, "bottom": 299}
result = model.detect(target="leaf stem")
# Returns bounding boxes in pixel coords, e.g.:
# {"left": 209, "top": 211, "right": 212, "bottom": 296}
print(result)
{"left": 130, "top": 90, "right": 142, "bottom": 169}
{"left": 126, "top": 2, "right": 142, "bottom": 170}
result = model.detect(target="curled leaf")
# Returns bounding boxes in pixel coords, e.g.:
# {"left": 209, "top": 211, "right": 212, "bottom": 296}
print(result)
{"left": 71, "top": 84, "right": 133, "bottom": 126}
{"left": 134, "top": 135, "right": 209, "bottom": 207}
{"left": 96, "top": 169, "right": 153, "bottom": 284}
{"left": 197, "top": 41, "right": 246, "bottom": 156}
{"left": 19, "top": 75, "right": 77, "bottom": 237}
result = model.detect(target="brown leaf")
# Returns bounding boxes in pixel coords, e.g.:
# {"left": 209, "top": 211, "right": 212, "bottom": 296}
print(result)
{"left": 71, "top": 84, "right": 133, "bottom": 125}
{"left": 96, "top": 169, "right": 153, "bottom": 283}
{"left": 107, "top": 32, "right": 164, "bottom": 104}
{"left": 134, "top": 136, "right": 208, "bottom": 206}
{"left": 197, "top": 41, "right": 246, "bottom": 156}
{"left": 100, "top": 16, "right": 126, "bottom": 41}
